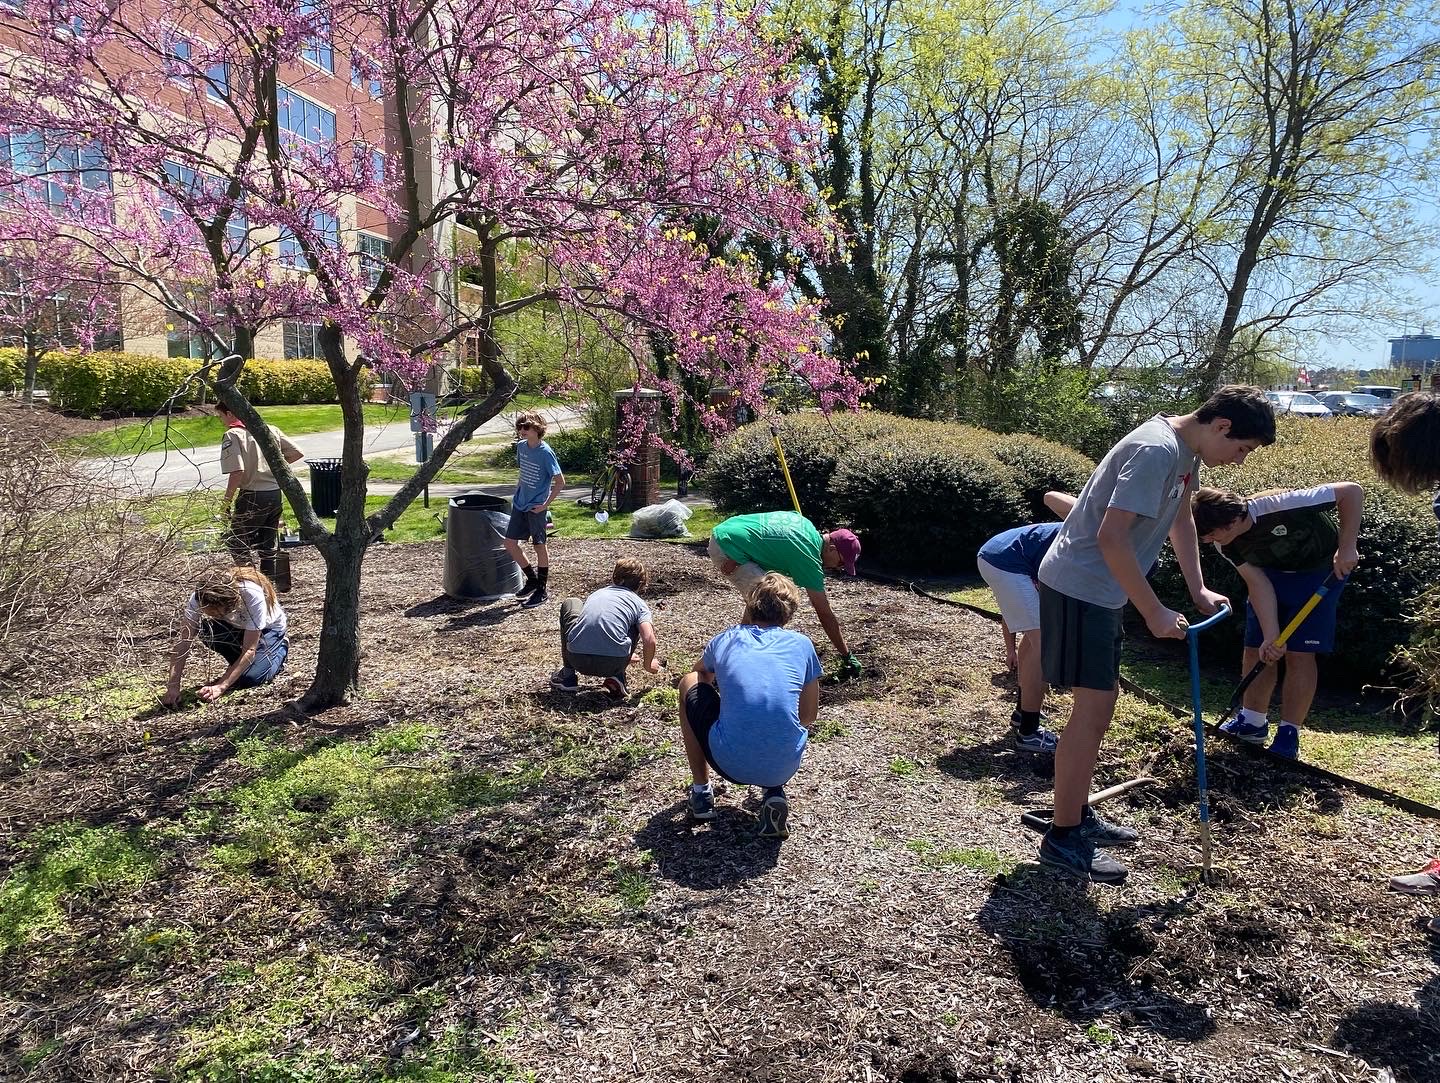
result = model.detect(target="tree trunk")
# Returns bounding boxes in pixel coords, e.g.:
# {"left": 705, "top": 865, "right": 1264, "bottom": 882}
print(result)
{"left": 299, "top": 325, "right": 370, "bottom": 712}
{"left": 301, "top": 534, "right": 366, "bottom": 711}
{"left": 21, "top": 334, "right": 39, "bottom": 405}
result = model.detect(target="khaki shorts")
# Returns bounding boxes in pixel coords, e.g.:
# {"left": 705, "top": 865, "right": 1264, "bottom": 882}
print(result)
{"left": 708, "top": 537, "right": 767, "bottom": 596}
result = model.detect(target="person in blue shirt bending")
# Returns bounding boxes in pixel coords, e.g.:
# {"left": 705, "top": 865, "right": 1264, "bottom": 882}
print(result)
{"left": 677, "top": 572, "right": 823, "bottom": 840}
{"left": 975, "top": 492, "right": 1076, "bottom": 754}
{"left": 505, "top": 412, "right": 565, "bottom": 608}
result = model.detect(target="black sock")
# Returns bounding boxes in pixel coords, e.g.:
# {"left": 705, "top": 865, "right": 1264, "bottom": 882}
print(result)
{"left": 537, "top": 566, "right": 549, "bottom": 588}
{"left": 1048, "top": 823, "right": 1074, "bottom": 840}
{"left": 1017, "top": 709, "right": 1042, "bottom": 736}
{"left": 520, "top": 564, "right": 536, "bottom": 584}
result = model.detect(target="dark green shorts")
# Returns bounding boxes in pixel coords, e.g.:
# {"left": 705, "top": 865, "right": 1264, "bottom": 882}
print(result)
{"left": 1039, "top": 583, "right": 1124, "bottom": 691}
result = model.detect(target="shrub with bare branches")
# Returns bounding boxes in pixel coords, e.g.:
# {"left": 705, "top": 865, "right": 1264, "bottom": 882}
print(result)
{"left": 0, "top": 425, "right": 188, "bottom": 718}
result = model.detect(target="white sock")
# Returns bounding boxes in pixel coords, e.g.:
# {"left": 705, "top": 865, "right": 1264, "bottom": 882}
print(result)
{"left": 1238, "top": 707, "right": 1269, "bottom": 727}
{"left": 691, "top": 781, "right": 712, "bottom": 793}
{"left": 1278, "top": 720, "right": 1299, "bottom": 731}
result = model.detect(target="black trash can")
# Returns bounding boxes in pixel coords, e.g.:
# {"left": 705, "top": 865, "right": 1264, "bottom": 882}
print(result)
{"left": 444, "top": 493, "right": 523, "bottom": 600}
{"left": 310, "top": 458, "right": 343, "bottom": 517}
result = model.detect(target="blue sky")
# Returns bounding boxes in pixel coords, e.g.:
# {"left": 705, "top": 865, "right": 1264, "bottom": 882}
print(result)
{"left": 1100, "top": 2, "right": 1439, "bottom": 372}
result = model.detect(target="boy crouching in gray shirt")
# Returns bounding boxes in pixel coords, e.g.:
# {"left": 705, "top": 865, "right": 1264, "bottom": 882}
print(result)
{"left": 1035, "top": 386, "right": 1276, "bottom": 884}
{"left": 551, "top": 557, "right": 659, "bottom": 701}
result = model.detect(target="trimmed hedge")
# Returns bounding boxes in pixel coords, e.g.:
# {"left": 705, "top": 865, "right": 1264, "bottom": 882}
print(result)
{"left": 490, "top": 426, "right": 605, "bottom": 474}
{"left": 21, "top": 350, "right": 373, "bottom": 415}
{"left": 698, "top": 412, "right": 905, "bottom": 526}
{"left": 1149, "top": 416, "right": 1440, "bottom": 684}
{"left": 988, "top": 433, "right": 1096, "bottom": 522}
{"left": 37, "top": 352, "right": 196, "bottom": 415}
{"left": 0, "top": 348, "right": 22, "bottom": 391}
{"left": 703, "top": 412, "right": 1095, "bottom": 573}
{"left": 830, "top": 428, "right": 1028, "bottom": 572}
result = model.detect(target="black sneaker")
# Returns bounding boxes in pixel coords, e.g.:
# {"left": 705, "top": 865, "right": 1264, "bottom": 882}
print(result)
{"left": 514, "top": 572, "right": 537, "bottom": 598}
{"left": 758, "top": 788, "right": 790, "bottom": 839}
{"left": 687, "top": 786, "right": 717, "bottom": 821}
{"left": 1010, "top": 709, "right": 1058, "bottom": 754}
{"left": 522, "top": 586, "right": 548, "bottom": 608}
{"left": 1038, "top": 829, "right": 1129, "bottom": 884}
{"left": 549, "top": 667, "right": 578, "bottom": 693}
{"left": 602, "top": 675, "right": 627, "bottom": 700}
{"left": 1079, "top": 805, "right": 1139, "bottom": 847}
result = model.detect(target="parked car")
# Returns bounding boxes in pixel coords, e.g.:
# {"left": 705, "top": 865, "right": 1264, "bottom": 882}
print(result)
{"left": 1265, "top": 390, "right": 1332, "bottom": 417}
{"left": 1317, "top": 392, "right": 1388, "bottom": 417}
{"left": 1352, "top": 384, "right": 1403, "bottom": 404}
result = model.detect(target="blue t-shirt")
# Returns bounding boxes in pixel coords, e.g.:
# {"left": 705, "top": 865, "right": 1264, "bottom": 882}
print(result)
{"left": 513, "top": 440, "right": 561, "bottom": 512}
{"left": 703, "top": 624, "right": 822, "bottom": 788}
{"left": 978, "top": 521, "right": 1062, "bottom": 578}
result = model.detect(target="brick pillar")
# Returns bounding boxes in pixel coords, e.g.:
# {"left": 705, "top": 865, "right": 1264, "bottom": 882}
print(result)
{"left": 615, "top": 388, "right": 663, "bottom": 511}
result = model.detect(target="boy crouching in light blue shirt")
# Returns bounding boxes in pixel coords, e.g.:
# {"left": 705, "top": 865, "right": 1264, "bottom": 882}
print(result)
{"left": 677, "top": 572, "right": 822, "bottom": 840}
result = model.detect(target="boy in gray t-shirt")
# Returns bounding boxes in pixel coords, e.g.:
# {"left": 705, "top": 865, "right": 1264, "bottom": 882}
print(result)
{"left": 551, "top": 557, "right": 659, "bottom": 700}
{"left": 1035, "top": 386, "right": 1276, "bottom": 884}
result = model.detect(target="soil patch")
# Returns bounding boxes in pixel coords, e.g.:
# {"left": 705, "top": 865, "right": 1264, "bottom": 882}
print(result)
{"left": 2, "top": 538, "right": 1438, "bottom": 1082}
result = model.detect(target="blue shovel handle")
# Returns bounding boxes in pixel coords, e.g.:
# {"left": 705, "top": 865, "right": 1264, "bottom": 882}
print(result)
{"left": 1187, "top": 603, "right": 1231, "bottom": 880}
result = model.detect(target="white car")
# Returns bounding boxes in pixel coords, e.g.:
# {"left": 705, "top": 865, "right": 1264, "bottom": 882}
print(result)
{"left": 1265, "top": 391, "right": 1332, "bottom": 418}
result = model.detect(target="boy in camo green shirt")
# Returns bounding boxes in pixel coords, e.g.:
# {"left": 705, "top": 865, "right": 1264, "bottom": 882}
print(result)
{"left": 1191, "top": 482, "right": 1363, "bottom": 759}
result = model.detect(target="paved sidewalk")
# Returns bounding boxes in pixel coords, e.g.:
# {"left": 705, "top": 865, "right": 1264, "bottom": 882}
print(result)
{"left": 85, "top": 405, "right": 585, "bottom": 496}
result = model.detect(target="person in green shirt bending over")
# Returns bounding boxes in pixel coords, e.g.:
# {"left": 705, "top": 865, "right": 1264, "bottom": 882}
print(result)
{"left": 708, "top": 511, "right": 863, "bottom": 678}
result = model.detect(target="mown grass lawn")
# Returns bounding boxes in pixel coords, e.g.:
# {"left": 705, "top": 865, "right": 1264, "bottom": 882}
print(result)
{"left": 142, "top": 488, "right": 723, "bottom": 550}
{"left": 63, "top": 394, "right": 564, "bottom": 458}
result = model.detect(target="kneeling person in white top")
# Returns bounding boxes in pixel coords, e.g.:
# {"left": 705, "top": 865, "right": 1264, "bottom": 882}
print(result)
{"left": 550, "top": 557, "right": 658, "bottom": 700}
{"left": 162, "top": 566, "right": 290, "bottom": 706}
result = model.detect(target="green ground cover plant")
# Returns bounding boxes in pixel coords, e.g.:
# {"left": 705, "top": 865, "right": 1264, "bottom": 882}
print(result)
{"left": 0, "top": 822, "right": 159, "bottom": 952}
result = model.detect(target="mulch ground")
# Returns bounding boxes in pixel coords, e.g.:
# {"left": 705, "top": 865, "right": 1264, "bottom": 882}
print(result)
{"left": 3, "top": 538, "right": 1439, "bottom": 1082}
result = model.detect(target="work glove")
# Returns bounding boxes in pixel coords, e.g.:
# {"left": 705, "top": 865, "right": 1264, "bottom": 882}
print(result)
{"left": 837, "top": 653, "right": 863, "bottom": 680}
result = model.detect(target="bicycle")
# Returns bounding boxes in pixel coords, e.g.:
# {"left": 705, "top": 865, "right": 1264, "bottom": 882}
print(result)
{"left": 582, "top": 459, "right": 632, "bottom": 515}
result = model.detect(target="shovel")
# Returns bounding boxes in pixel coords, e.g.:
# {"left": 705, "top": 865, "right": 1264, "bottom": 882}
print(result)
{"left": 1186, "top": 603, "right": 1232, "bottom": 884}
{"left": 1020, "top": 775, "right": 1159, "bottom": 833}
{"left": 1214, "top": 572, "right": 1346, "bottom": 729}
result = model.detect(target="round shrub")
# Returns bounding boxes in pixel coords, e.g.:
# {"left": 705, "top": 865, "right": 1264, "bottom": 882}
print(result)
{"left": 830, "top": 432, "right": 1027, "bottom": 573}
{"left": 1148, "top": 417, "right": 1440, "bottom": 685}
{"left": 699, "top": 412, "right": 902, "bottom": 523}
{"left": 490, "top": 425, "right": 604, "bottom": 473}
{"left": 988, "top": 433, "right": 1095, "bottom": 520}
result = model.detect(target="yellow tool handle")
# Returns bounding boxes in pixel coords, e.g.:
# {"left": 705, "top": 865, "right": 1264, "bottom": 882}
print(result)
{"left": 771, "top": 423, "right": 802, "bottom": 516}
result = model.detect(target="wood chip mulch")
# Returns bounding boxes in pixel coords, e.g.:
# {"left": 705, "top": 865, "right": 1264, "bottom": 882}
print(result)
{"left": 2, "top": 538, "right": 1438, "bottom": 1082}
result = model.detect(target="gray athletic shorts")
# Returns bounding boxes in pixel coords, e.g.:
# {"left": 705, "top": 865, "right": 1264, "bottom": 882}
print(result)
{"left": 505, "top": 508, "right": 548, "bottom": 545}
{"left": 1039, "top": 583, "right": 1124, "bottom": 692}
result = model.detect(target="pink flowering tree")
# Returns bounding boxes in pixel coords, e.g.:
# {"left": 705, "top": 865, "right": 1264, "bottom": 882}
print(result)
{"left": 0, "top": 232, "right": 119, "bottom": 403}
{"left": 0, "top": 0, "right": 855, "bottom": 710}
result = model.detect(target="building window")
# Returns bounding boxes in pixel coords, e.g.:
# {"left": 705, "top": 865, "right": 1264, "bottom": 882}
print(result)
{"left": 166, "top": 323, "right": 222, "bottom": 359}
{"left": 278, "top": 86, "right": 336, "bottom": 149}
{"left": 355, "top": 143, "right": 384, "bottom": 188}
{"left": 357, "top": 232, "right": 390, "bottom": 289}
{"left": 300, "top": 0, "right": 333, "bottom": 73}
{"left": 167, "top": 35, "right": 192, "bottom": 81}
{"left": 205, "top": 62, "right": 229, "bottom": 102}
{"left": 278, "top": 210, "right": 338, "bottom": 270}
{"left": 350, "top": 54, "right": 382, "bottom": 99}
{"left": 283, "top": 320, "right": 324, "bottom": 359}
{"left": 3, "top": 131, "right": 110, "bottom": 214}
{"left": 158, "top": 160, "right": 249, "bottom": 255}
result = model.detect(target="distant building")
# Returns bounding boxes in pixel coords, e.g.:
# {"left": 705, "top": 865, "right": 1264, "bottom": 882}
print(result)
{"left": 1388, "top": 334, "right": 1440, "bottom": 375}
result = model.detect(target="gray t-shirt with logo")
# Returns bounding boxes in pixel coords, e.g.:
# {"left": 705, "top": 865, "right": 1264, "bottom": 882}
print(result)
{"left": 567, "top": 585, "right": 653, "bottom": 657}
{"left": 1038, "top": 415, "right": 1199, "bottom": 609}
